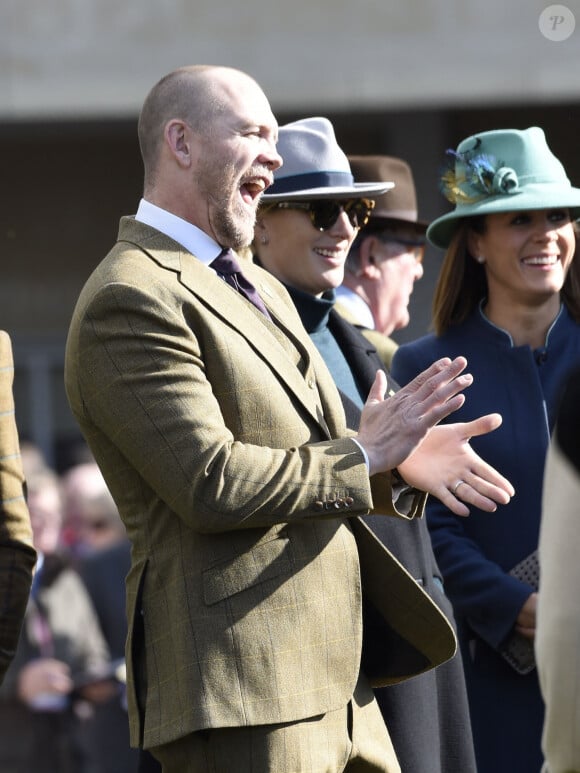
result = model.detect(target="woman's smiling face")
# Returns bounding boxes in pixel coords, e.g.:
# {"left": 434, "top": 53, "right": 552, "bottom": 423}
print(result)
{"left": 468, "top": 208, "right": 576, "bottom": 302}
{"left": 255, "top": 204, "right": 359, "bottom": 297}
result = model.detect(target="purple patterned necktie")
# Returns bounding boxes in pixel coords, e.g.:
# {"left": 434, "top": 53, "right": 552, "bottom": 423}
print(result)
{"left": 210, "top": 249, "right": 271, "bottom": 320}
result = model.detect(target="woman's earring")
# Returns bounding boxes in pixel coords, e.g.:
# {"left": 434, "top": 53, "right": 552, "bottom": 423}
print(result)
{"left": 260, "top": 234, "right": 268, "bottom": 245}
{"left": 476, "top": 255, "right": 485, "bottom": 264}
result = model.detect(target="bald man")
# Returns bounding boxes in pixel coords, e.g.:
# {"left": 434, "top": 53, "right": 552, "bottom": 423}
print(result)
{"left": 64, "top": 65, "right": 512, "bottom": 772}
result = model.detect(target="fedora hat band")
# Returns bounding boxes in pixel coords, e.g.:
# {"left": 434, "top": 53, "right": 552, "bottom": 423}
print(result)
{"left": 268, "top": 170, "right": 355, "bottom": 195}
{"left": 372, "top": 207, "right": 418, "bottom": 222}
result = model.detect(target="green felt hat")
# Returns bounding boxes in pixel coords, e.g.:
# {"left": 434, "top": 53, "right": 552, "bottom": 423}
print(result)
{"left": 428, "top": 126, "right": 580, "bottom": 249}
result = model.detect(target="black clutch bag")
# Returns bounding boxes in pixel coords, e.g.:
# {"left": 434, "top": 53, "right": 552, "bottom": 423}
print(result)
{"left": 498, "top": 550, "right": 539, "bottom": 675}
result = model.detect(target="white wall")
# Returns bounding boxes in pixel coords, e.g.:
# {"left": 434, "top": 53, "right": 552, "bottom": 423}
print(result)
{"left": 2, "top": 0, "right": 579, "bottom": 119}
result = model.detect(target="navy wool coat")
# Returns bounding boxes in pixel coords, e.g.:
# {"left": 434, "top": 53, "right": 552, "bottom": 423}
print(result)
{"left": 391, "top": 303, "right": 580, "bottom": 773}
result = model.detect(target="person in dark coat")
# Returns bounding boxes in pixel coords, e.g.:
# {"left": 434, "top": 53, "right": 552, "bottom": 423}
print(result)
{"left": 0, "top": 465, "right": 115, "bottom": 773}
{"left": 336, "top": 154, "right": 427, "bottom": 370}
{"left": 74, "top": 461, "right": 160, "bottom": 773}
{"left": 80, "top": 539, "right": 140, "bottom": 773}
{"left": 391, "top": 126, "right": 580, "bottom": 773}
{"left": 253, "top": 116, "right": 518, "bottom": 773}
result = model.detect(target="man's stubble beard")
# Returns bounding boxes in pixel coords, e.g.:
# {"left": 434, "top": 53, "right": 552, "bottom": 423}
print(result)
{"left": 212, "top": 201, "right": 256, "bottom": 250}
{"left": 197, "top": 156, "right": 256, "bottom": 250}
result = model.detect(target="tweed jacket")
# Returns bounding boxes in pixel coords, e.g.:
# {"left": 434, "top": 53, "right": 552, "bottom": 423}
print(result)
{"left": 0, "top": 331, "right": 36, "bottom": 684}
{"left": 65, "top": 217, "right": 455, "bottom": 750}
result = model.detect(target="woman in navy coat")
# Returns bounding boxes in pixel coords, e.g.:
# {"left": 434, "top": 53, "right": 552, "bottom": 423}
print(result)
{"left": 391, "top": 126, "right": 580, "bottom": 773}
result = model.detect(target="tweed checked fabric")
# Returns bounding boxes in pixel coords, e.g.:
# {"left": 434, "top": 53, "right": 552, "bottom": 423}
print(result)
{"left": 150, "top": 671, "right": 400, "bottom": 772}
{"left": 65, "top": 218, "right": 451, "bottom": 753}
{"left": 0, "top": 331, "right": 36, "bottom": 683}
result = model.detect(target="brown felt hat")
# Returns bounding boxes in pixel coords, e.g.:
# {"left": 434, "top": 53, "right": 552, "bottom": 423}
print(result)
{"left": 348, "top": 155, "right": 428, "bottom": 234}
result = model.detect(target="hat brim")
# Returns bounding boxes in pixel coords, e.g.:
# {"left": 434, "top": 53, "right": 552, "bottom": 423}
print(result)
{"left": 366, "top": 215, "right": 428, "bottom": 234}
{"left": 261, "top": 181, "right": 393, "bottom": 203}
{"left": 428, "top": 184, "right": 580, "bottom": 249}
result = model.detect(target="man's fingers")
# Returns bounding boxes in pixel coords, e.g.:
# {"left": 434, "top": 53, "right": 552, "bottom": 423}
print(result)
{"left": 364, "top": 370, "right": 388, "bottom": 405}
{"left": 410, "top": 356, "right": 467, "bottom": 390}
{"left": 409, "top": 357, "right": 472, "bottom": 417}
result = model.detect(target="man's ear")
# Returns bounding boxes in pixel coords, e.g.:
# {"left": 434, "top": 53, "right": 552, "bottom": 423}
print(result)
{"left": 359, "top": 236, "right": 382, "bottom": 279}
{"left": 164, "top": 119, "right": 194, "bottom": 168}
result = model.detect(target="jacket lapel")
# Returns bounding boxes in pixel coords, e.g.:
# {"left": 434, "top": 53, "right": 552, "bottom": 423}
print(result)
{"left": 329, "top": 311, "right": 400, "bottom": 396}
{"left": 118, "top": 219, "right": 336, "bottom": 437}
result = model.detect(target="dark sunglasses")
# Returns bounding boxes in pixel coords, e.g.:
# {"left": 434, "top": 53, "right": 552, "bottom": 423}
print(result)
{"left": 378, "top": 233, "right": 426, "bottom": 263}
{"left": 269, "top": 198, "right": 375, "bottom": 231}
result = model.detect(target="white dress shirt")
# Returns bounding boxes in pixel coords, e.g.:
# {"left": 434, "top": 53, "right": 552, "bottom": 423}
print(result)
{"left": 335, "top": 285, "right": 375, "bottom": 330}
{"left": 135, "top": 199, "right": 222, "bottom": 265}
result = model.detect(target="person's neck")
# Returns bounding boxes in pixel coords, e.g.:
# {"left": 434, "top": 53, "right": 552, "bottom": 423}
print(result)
{"left": 482, "top": 293, "right": 562, "bottom": 349}
{"left": 339, "top": 277, "right": 377, "bottom": 329}
{"left": 342, "top": 274, "right": 370, "bottom": 307}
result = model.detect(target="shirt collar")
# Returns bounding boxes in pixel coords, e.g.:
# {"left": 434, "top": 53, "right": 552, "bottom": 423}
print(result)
{"left": 135, "top": 199, "right": 222, "bottom": 265}
{"left": 335, "top": 285, "right": 376, "bottom": 330}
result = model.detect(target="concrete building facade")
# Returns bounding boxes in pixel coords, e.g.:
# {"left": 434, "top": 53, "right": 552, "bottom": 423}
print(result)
{"left": 3, "top": 0, "right": 579, "bottom": 465}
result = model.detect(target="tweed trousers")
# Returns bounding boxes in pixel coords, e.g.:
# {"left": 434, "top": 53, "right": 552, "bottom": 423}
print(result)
{"left": 149, "top": 671, "right": 399, "bottom": 773}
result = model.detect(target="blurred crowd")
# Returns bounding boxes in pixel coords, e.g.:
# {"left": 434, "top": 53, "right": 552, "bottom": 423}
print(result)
{"left": 0, "top": 441, "right": 139, "bottom": 773}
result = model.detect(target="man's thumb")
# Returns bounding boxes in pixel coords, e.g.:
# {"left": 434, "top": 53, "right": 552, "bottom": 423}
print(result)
{"left": 365, "top": 370, "right": 387, "bottom": 405}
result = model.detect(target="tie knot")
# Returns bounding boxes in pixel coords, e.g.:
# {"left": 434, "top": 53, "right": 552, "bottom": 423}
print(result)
{"left": 209, "top": 248, "right": 272, "bottom": 320}
{"left": 210, "top": 249, "right": 241, "bottom": 276}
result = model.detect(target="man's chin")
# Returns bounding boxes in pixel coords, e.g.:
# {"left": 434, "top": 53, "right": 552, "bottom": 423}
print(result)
{"left": 215, "top": 208, "right": 256, "bottom": 251}
{"left": 231, "top": 217, "right": 257, "bottom": 251}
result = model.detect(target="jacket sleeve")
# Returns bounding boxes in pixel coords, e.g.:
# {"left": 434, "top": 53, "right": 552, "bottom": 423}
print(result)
{"left": 66, "top": 277, "right": 381, "bottom": 533}
{"left": 0, "top": 331, "right": 37, "bottom": 684}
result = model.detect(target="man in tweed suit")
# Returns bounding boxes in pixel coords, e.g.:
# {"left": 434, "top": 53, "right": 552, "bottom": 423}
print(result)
{"left": 64, "top": 65, "right": 513, "bottom": 772}
{"left": 0, "top": 331, "right": 36, "bottom": 684}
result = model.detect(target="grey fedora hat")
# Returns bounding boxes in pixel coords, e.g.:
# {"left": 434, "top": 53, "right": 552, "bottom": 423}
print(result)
{"left": 262, "top": 117, "right": 393, "bottom": 202}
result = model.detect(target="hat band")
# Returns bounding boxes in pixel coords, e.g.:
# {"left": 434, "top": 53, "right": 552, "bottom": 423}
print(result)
{"left": 268, "top": 170, "right": 355, "bottom": 195}
{"left": 372, "top": 208, "right": 419, "bottom": 222}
